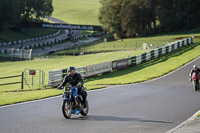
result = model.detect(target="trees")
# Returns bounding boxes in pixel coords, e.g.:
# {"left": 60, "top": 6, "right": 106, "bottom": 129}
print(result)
{"left": 120, "top": 0, "right": 156, "bottom": 37}
{"left": 99, "top": 0, "right": 200, "bottom": 38}
{"left": 156, "top": 0, "right": 175, "bottom": 31}
{"left": 0, "top": 0, "right": 21, "bottom": 30}
{"left": 99, "top": 0, "right": 156, "bottom": 38}
{"left": 174, "top": 0, "right": 200, "bottom": 29}
{"left": 21, "top": 0, "right": 53, "bottom": 21}
{"left": 157, "top": 0, "right": 200, "bottom": 31}
{"left": 99, "top": 0, "right": 124, "bottom": 39}
{"left": 0, "top": 0, "right": 53, "bottom": 30}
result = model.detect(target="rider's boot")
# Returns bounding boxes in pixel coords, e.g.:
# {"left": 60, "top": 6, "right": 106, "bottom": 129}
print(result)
{"left": 82, "top": 99, "right": 87, "bottom": 108}
{"left": 80, "top": 88, "right": 87, "bottom": 108}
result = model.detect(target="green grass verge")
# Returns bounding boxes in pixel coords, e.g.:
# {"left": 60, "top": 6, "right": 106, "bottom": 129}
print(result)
{"left": 0, "top": 40, "right": 200, "bottom": 106}
{"left": 0, "top": 89, "right": 61, "bottom": 106}
{"left": 52, "top": 0, "right": 100, "bottom": 25}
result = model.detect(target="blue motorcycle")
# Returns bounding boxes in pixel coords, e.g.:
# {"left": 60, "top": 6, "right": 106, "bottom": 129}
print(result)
{"left": 62, "top": 87, "right": 89, "bottom": 119}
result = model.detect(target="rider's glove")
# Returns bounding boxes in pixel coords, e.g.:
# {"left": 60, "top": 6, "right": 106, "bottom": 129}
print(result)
{"left": 76, "top": 82, "right": 82, "bottom": 88}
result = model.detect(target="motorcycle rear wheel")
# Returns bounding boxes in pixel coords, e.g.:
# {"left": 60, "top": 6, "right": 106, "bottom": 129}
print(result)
{"left": 62, "top": 100, "right": 72, "bottom": 119}
{"left": 195, "top": 80, "right": 199, "bottom": 91}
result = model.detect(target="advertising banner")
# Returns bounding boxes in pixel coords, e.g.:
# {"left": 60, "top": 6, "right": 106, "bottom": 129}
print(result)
{"left": 115, "top": 59, "right": 129, "bottom": 70}
{"left": 85, "top": 62, "right": 112, "bottom": 77}
{"left": 22, "top": 22, "right": 103, "bottom": 31}
{"left": 29, "top": 70, "right": 36, "bottom": 75}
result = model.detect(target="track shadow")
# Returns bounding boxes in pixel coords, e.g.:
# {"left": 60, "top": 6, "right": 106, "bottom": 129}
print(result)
{"left": 70, "top": 115, "right": 173, "bottom": 124}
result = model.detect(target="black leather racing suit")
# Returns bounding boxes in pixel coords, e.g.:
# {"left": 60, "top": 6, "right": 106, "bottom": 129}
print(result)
{"left": 190, "top": 68, "right": 200, "bottom": 78}
{"left": 57, "top": 73, "right": 87, "bottom": 105}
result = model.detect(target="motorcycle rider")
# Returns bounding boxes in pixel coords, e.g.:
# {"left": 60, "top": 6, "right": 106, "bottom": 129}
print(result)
{"left": 189, "top": 65, "right": 200, "bottom": 81}
{"left": 57, "top": 66, "right": 87, "bottom": 107}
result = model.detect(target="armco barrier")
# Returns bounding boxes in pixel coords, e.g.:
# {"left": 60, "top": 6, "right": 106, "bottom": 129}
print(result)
{"left": 48, "top": 67, "right": 86, "bottom": 86}
{"left": 0, "top": 30, "right": 61, "bottom": 48}
{"left": 85, "top": 62, "right": 112, "bottom": 77}
{"left": 23, "top": 32, "right": 87, "bottom": 50}
{"left": 48, "top": 62, "right": 112, "bottom": 86}
{"left": 48, "top": 37, "right": 194, "bottom": 86}
{"left": 131, "top": 56, "right": 137, "bottom": 66}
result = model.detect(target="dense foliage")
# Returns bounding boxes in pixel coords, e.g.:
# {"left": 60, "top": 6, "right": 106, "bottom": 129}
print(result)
{"left": 0, "top": 0, "right": 53, "bottom": 30}
{"left": 99, "top": 0, "right": 200, "bottom": 39}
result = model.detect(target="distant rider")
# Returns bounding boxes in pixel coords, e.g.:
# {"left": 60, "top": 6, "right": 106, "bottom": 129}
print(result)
{"left": 189, "top": 65, "right": 200, "bottom": 81}
{"left": 57, "top": 66, "right": 87, "bottom": 107}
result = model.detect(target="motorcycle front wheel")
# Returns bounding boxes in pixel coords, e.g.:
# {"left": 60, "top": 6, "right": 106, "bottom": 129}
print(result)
{"left": 62, "top": 100, "right": 72, "bottom": 119}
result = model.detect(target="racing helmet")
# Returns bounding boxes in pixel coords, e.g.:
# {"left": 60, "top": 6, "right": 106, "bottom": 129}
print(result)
{"left": 193, "top": 65, "right": 197, "bottom": 71}
{"left": 67, "top": 66, "right": 76, "bottom": 75}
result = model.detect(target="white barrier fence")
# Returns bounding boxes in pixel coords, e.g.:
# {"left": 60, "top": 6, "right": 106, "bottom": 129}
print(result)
{"left": 48, "top": 62, "right": 112, "bottom": 86}
{"left": 0, "top": 48, "right": 32, "bottom": 60}
{"left": 48, "top": 37, "right": 194, "bottom": 86}
{"left": 0, "top": 30, "right": 61, "bottom": 48}
{"left": 48, "top": 67, "right": 87, "bottom": 86}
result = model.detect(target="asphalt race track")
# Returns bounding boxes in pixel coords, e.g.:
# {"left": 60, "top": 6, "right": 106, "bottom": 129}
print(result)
{"left": 1, "top": 57, "right": 200, "bottom": 133}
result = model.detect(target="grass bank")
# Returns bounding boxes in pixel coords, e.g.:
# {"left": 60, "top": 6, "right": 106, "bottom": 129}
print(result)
{"left": 0, "top": 50, "right": 149, "bottom": 91}
{"left": 53, "top": 27, "right": 200, "bottom": 55}
{"left": 52, "top": 0, "right": 100, "bottom": 25}
{"left": 0, "top": 40, "right": 200, "bottom": 106}
{"left": 1, "top": 26, "right": 200, "bottom": 106}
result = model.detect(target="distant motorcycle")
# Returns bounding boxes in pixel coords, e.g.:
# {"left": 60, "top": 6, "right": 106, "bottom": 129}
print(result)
{"left": 62, "top": 86, "right": 89, "bottom": 119}
{"left": 191, "top": 72, "right": 200, "bottom": 91}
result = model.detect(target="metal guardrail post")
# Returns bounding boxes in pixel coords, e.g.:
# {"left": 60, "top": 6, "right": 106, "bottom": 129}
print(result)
{"left": 12, "top": 48, "right": 14, "bottom": 61}
{"left": 29, "top": 49, "right": 32, "bottom": 60}
{"left": 151, "top": 50, "right": 155, "bottom": 59}
{"left": 21, "top": 72, "right": 24, "bottom": 89}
